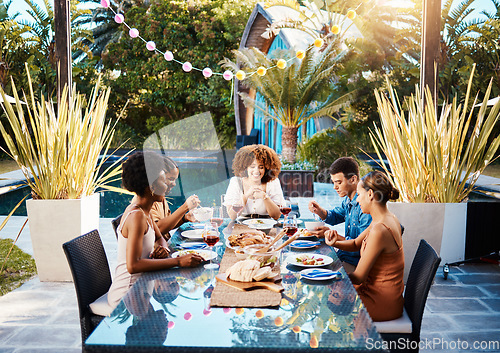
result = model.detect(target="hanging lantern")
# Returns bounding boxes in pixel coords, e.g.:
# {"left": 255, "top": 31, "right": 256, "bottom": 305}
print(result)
{"left": 202, "top": 68, "right": 213, "bottom": 78}
{"left": 129, "top": 28, "right": 139, "bottom": 38}
{"left": 114, "top": 14, "right": 124, "bottom": 24}
{"left": 164, "top": 51, "right": 174, "bottom": 61}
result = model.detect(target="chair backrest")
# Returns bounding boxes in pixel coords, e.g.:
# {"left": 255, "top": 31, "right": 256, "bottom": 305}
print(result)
{"left": 111, "top": 213, "right": 123, "bottom": 239}
{"left": 62, "top": 230, "right": 112, "bottom": 333}
{"left": 404, "top": 239, "right": 441, "bottom": 340}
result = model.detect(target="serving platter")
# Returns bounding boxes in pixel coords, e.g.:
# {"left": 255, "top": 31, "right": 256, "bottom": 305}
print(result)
{"left": 215, "top": 273, "right": 283, "bottom": 293}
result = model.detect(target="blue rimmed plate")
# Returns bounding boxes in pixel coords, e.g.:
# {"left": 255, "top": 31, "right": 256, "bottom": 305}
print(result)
{"left": 300, "top": 269, "right": 342, "bottom": 281}
{"left": 178, "top": 242, "right": 208, "bottom": 250}
{"left": 290, "top": 240, "right": 320, "bottom": 250}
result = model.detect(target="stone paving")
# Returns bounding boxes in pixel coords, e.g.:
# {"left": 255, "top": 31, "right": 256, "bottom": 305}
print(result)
{"left": 0, "top": 184, "right": 499, "bottom": 352}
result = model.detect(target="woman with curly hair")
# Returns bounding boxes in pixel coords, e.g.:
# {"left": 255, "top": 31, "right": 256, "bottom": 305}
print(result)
{"left": 107, "top": 151, "right": 203, "bottom": 310}
{"left": 325, "top": 171, "right": 404, "bottom": 321}
{"left": 224, "top": 144, "right": 285, "bottom": 220}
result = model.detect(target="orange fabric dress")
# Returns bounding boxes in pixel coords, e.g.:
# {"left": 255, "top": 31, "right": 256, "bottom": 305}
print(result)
{"left": 355, "top": 224, "right": 404, "bottom": 322}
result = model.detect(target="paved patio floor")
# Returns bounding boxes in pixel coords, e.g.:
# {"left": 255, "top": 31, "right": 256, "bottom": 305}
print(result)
{"left": 0, "top": 186, "right": 499, "bottom": 352}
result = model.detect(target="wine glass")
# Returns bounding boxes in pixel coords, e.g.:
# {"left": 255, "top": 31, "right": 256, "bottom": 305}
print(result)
{"left": 279, "top": 200, "right": 292, "bottom": 222}
{"left": 231, "top": 202, "right": 244, "bottom": 221}
{"left": 210, "top": 207, "right": 223, "bottom": 227}
{"left": 203, "top": 222, "right": 220, "bottom": 269}
{"left": 283, "top": 214, "right": 298, "bottom": 237}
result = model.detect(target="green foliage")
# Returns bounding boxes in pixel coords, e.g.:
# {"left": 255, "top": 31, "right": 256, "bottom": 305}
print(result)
{"left": 101, "top": 0, "right": 256, "bottom": 149}
{"left": 297, "top": 123, "right": 371, "bottom": 171}
{"left": 0, "top": 238, "right": 36, "bottom": 296}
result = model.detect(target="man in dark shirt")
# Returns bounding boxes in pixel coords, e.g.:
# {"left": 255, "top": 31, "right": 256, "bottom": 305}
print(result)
{"left": 308, "top": 157, "right": 372, "bottom": 271}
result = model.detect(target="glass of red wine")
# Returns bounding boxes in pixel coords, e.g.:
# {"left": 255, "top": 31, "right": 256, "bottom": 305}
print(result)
{"left": 210, "top": 207, "right": 223, "bottom": 227}
{"left": 231, "top": 203, "right": 244, "bottom": 221}
{"left": 279, "top": 200, "right": 292, "bottom": 222}
{"left": 284, "top": 215, "right": 298, "bottom": 237}
{"left": 203, "top": 222, "right": 220, "bottom": 269}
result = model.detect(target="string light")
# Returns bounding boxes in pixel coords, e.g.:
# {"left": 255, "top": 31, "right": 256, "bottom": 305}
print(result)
{"left": 101, "top": 2, "right": 357, "bottom": 82}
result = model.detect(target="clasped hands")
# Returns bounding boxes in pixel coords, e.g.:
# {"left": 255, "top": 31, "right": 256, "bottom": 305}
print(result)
{"left": 244, "top": 186, "right": 266, "bottom": 200}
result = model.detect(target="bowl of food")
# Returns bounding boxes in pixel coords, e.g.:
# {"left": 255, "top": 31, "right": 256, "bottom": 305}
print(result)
{"left": 234, "top": 247, "right": 247, "bottom": 260}
{"left": 191, "top": 207, "right": 213, "bottom": 222}
{"left": 243, "top": 244, "right": 280, "bottom": 268}
{"left": 304, "top": 221, "right": 325, "bottom": 232}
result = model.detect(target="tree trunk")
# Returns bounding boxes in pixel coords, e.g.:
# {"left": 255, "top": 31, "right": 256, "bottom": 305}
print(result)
{"left": 281, "top": 126, "right": 299, "bottom": 163}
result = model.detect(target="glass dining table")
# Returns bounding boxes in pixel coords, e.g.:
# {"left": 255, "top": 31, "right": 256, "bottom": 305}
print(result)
{"left": 85, "top": 220, "right": 387, "bottom": 353}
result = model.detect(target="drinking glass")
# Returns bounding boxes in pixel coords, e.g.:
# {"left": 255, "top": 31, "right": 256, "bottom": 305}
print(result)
{"left": 210, "top": 207, "right": 223, "bottom": 227}
{"left": 231, "top": 202, "right": 244, "bottom": 220}
{"left": 279, "top": 200, "right": 292, "bottom": 222}
{"left": 283, "top": 215, "right": 298, "bottom": 237}
{"left": 203, "top": 222, "right": 220, "bottom": 269}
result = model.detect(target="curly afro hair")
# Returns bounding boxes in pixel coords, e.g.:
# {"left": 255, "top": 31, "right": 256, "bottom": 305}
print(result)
{"left": 232, "top": 144, "right": 281, "bottom": 184}
{"left": 122, "top": 151, "right": 165, "bottom": 197}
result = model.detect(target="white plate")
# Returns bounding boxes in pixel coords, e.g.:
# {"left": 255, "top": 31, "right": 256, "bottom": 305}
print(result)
{"left": 178, "top": 242, "right": 208, "bottom": 250}
{"left": 242, "top": 219, "right": 277, "bottom": 228}
{"left": 225, "top": 238, "right": 239, "bottom": 250}
{"left": 180, "top": 229, "right": 204, "bottom": 240}
{"left": 171, "top": 250, "right": 217, "bottom": 261}
{"left": 286, "top": 253, "right": 333, "bottom": 268}
{"left": 290, "top": 240, "right": 320, "bottom": 250}
{"left": 300, "top": 269, "right": 341, "bottom": 281}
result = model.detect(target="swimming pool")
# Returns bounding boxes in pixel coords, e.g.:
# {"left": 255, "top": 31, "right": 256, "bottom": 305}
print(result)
{"left": 0, "top": 153, "right": 232, "bottom": 218}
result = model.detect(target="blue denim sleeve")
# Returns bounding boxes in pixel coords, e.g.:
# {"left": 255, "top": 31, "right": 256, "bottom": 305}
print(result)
{"left": 348, "top": 212, "right": 372, "bottom": 240}
{"left": 324, "top": 206, "right": 346, "bottom": 226}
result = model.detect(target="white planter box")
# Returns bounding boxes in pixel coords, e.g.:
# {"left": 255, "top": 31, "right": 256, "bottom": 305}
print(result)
{"left": 27, "top": 193, "right": 100, "bottom": 282}
{"left": 388, "top": 202, "right": 467, "bottom": 281}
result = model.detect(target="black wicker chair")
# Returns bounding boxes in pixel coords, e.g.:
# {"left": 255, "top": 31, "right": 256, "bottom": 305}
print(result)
{"left": 62, "top": 230, "right": 112, "bottom": 352}
{"left": 111, "top": 213, "right": 122, "bottom": 239}
{"left": 375, "top": 239, "right": 441, "bottom": 353}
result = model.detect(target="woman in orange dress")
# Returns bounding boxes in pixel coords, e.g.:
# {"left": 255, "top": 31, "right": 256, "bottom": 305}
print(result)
{"left": 325, "top": 171, "right": 404, "bottom": 321}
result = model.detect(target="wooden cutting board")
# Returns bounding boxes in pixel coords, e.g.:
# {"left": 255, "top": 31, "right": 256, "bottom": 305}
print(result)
{"left": 215, "top": 273, "right": 284, "bottom": 293}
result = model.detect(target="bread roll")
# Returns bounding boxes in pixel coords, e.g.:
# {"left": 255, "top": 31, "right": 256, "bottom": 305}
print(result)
{"left": 253, "top": 266, "right": 272, "bottom": 281}
{"left": 226, "top": 259, "right": 260, "bottom": 282}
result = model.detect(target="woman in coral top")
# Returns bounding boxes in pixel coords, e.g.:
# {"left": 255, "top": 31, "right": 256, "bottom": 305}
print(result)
{"left": 325, "top": 171, "right": 404, "bottom": 321}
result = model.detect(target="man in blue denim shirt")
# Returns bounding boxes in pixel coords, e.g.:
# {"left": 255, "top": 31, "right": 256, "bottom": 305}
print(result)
{"left": 308, "top": 157, "right": 372, "bottom": 271}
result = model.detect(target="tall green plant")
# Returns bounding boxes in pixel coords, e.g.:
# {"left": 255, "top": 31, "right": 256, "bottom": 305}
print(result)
{"left": 0, "top": 68, "right": 126, "bottom": 200}
{"left": 371, "top": 67, "right": 500, "bottom": 203}
{"left": 223, "top": 44, "right": 353, "bottom": 163}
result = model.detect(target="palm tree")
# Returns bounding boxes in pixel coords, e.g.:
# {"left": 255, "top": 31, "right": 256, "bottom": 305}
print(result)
{"left": 75, "top": 0, "right": 135, "bottom": 59}
{"left": 223, "top": 43, "right": 353, "bottom": 163}
{"left": 15, "top": 0, "right": 93, "bottom": 95}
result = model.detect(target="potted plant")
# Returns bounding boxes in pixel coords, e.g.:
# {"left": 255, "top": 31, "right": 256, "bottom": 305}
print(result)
{"left": 371, "top": 67, "right": 500, "bottom": 277}
{"left": 0, "top": 70, "right": 126, "bottom": 281}
{"left": 222, "top": 43, "right": 353, "bottom": 164}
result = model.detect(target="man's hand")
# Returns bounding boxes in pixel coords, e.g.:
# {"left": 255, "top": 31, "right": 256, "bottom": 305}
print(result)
{"left": 308, "top": 200, "right": 327, "bottom": 220}
{"left": 308, "top": 225, "right": 330, "bottom": 238}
